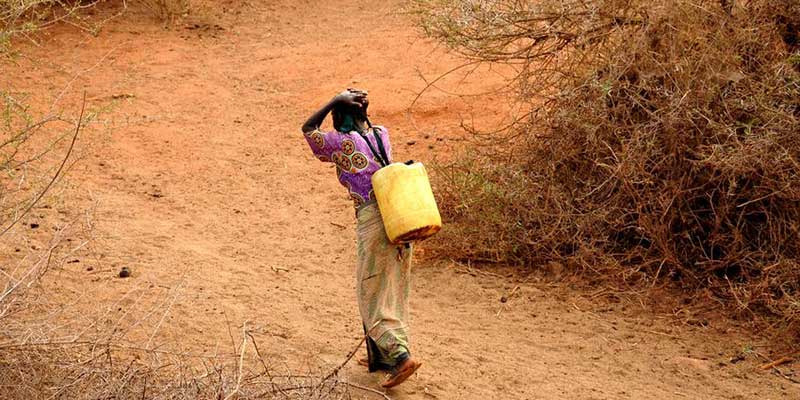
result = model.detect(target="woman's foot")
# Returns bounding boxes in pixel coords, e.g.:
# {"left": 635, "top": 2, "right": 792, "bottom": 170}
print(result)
{"left": 358, "top": 357, "right": 392, "bottom": 371}
{"left": 381, "top": 358, "right": 422, "bottom": 388}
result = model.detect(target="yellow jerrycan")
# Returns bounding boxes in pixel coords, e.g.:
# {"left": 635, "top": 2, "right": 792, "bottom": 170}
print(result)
{"left": 371, "top": 161, "right": 442, "bottom": 244}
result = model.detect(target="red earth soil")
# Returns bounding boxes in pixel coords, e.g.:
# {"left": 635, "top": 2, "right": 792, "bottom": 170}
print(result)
{"left": 2, "top": 0, "right": 798, "bottom": 398}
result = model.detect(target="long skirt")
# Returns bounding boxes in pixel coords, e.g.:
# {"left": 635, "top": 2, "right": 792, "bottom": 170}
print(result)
{"left": 355, "top": 201, "right": 413, "bottom": 372}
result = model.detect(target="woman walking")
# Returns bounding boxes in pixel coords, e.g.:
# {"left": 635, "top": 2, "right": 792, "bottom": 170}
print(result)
{"left": 301, "top": 89, "right": 422, "bottom": 388}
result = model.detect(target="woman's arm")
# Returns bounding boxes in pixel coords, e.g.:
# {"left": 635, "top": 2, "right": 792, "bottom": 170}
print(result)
{"left": 301, "top": 91, "right": 365, "bottom": 134}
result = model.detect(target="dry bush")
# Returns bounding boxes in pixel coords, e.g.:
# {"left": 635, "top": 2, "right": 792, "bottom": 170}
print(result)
{"left": 132, "top": 0, "right": 189, "bottom": 23}
{"left": 0, "top": 94, "right": 371, "bottom": 397}
{"left": 0, "top": 325, "right": 382, "bottom": 399}
{"left": 0, "top": 1, "right": 102, "bottom": 51}
{"left": 0, "top": 92, "right": 93, "bottom": 397}
{"left": 413, "top": 0, "right": 800, "bottom": 329}
{"left": 4, "top": 3, "right": 354, "bottom": 398}
{"left": 0, "top": 78, "right": 373, "bottom": 400}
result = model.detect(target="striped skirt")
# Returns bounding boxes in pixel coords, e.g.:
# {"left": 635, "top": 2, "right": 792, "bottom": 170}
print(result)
{"left": 355, "top": 201, "right": 413, "bottom": 371}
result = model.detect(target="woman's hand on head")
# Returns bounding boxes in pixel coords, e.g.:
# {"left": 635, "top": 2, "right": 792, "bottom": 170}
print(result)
{"left": 346, "top": 87, "right": 368, "bottom": 97}
{"left": 347, "top": 88, "right": 369, "bottom": 108}
{"left": 334, "top": 90, "right": 367, "bottom": 109}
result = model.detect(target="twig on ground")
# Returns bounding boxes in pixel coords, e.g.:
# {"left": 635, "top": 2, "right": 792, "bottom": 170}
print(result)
{"left": 223, "top": 321, "right": 250, "bottom": 400}
{"left": 319, "top": 335, "right": 367, "bottom": 384}
{"left": 760, "top": 357, "right": 795, "bottom": 370}
{"left": 0, "top": 91, "right": 85, "bottom": 238}
{"left": 144, "top": 279, "right": 185, "bottom": 350}
{"left": 344, "top": 380, "right": 392, "bottom": 399}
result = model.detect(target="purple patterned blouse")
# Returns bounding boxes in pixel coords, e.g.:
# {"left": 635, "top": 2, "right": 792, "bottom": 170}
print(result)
{"left": 303, "top": 126, "right": 393, "bottom": 208}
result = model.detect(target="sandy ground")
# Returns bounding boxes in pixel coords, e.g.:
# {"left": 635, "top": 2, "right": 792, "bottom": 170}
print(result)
{"left": 2, "top": 0, "right": 799, "bottom": 399}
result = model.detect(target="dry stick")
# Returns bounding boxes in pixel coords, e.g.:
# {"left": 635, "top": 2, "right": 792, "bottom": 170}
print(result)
{"left": 224, "top": 322, "right": 250, "bottom": 400}
{"left": 246, "top": 330, "right": 287, "bottom": 397}
{"left": 412, "top": 64, "right": 522, "bottom": 126}
{"left": 319, "top": 335, "right": 368, "bottom": 385}
{"left": 407, "top": 60, "right": 483, "bottom": 134}
{"left": 0, "top": 116, "right": 59, "bottom": 149}
{"left": 246, "top": 331, "right": 269, "bottom": 374}
{"left": 770, "top": 366, "right": 800, "bottom": 385}
{"left": 409, "top": 60, "right": 482, "bottom": 111}
{"left": 760, "top": 357, "right": 794, "bottom": 370}
{"left": 45, "top": 370, "right": 90, "bottom": 400}
{"left": 0, "top": 229, "right": 61, "bottom": 305}
{"left": 92, "top": 283, "right": 150, "bottom": 343}
{"left": 496, "top": 285, "right": 520, "bottom": 317}
{"left": 144, "top": 279, "right": 185, "bottom": 350}
{"left": 11, "top": 0, "right": 101, "bottom": 38}
{"left": 0, "top": 91, "right": 85, "bottom": 238}
{"left": 759, "top": 349, "right": 800, "bottom": 370}
{"left": 49, "top": 42, "right": 126, "bottom": 112}
{"left": 343, "top": 381, "right": 393, "bottom": 400}
{"left": 224, "top": 312, "right": 239, "bottom": 354}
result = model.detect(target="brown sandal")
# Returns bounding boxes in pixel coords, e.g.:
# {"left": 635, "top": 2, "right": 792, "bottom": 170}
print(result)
{"left": 381, "top": 358, "right": 422, "bottom": 388}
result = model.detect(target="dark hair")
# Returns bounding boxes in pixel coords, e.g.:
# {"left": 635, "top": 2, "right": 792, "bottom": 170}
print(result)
{"left": 331, "top": 101, "right": 369, "bottom": 132}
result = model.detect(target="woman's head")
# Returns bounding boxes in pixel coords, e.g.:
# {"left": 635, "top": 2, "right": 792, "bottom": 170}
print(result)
{"left": 332, "top": 88, "right": 369, "bottom": 133}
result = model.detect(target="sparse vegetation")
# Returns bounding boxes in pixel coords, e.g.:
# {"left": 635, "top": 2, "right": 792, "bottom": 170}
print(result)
{"left": 1, "top": 0, "right": 89, "bottom": 345}
{"left": 2, "top": 5, "right": 383, "bottom": 398}
{"left": 414, "top": 0, "right": 800, "bottom": 331}
{"left": 136, "top": 0, "right": 189, "bottom": 23}
{"left": 0, "top": 1, "right": 104, "bottom": 52}
{"left": 2, "top": 0, "right": 799, "bottom": 397}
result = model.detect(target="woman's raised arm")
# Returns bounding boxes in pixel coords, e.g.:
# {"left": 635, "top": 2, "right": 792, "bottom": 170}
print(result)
{"left": 301, "top": 91, "right": 366, "bottom": 134}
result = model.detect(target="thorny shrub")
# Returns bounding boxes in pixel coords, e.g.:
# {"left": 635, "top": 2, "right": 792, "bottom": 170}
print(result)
{"left": 1, "top": 0, "right": 189, "bottom": 49}
{"left": 0, "top": 2, "right": 236, "bottom": 399}
{"left": 413, "top": 0, "right": 800, "bottom": 330}
{"left": 2, "top": 2, "right": 372, "bottom": 398}
{"left": 0, "top": 1, "right": 104, "bottom": 52}
{"left": 137, "top": 0, "right": 189, "bottom": 23}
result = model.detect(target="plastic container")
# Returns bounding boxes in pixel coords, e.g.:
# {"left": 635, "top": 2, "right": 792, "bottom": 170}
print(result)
{"left": 371, "top": 162, "right": 442, "bottom": 243}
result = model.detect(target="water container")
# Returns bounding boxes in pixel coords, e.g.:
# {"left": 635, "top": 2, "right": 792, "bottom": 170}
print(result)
{"left": 371, "top": 162, "right": 442, "bottom": 244}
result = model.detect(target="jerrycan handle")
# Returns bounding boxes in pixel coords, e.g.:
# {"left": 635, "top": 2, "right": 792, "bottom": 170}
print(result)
{"left": 404, "top": 160, "right": 415, "bottom": 165}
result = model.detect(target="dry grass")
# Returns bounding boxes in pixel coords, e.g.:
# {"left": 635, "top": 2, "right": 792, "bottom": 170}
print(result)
{"left": 0, "top": 1, "right": 104, "bottom": 51}
{"left": 413, "top": 0, "right": 800, "bottom": 333}
{"left": 2, "top": 5, "right": 382, "bottom": 396}
{"left": 133, "top": 0, "right": 189, "bottom": 23}
{"left": 0, "top": 322, "right": 385, "bottom": 399}
{"left": 4, "top": 3, "right": 375, "bottom": 398}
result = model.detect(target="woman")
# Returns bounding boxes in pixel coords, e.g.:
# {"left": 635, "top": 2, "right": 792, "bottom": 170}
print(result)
{"left": 301, "top": 89, "right": 422, "bottom": 388}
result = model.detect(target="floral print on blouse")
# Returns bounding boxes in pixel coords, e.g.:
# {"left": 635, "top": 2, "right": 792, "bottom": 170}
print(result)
{"left": 303, "top": 126, "right": 392, "bottom": 208}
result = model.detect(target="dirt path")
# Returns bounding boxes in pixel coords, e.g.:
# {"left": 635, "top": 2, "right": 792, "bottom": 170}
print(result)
{"left": 4, "top": 1, "right": 799, "bottom": 399}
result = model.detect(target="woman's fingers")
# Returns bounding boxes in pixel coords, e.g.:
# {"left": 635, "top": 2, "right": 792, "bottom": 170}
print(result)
{"left": 335, "top": 93, "right": 363, "bottom": 107}
{"left": 349, "top": 96, "right": 368, "bottom": 107}
{"left": 347, "top": 87, "right": 368, "bottom": 95}
{"left": 334, "top": 89, "right": 369, "bottom": 109}
{"left": 345, "top": 98, "right": 363, "bottom": 108}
